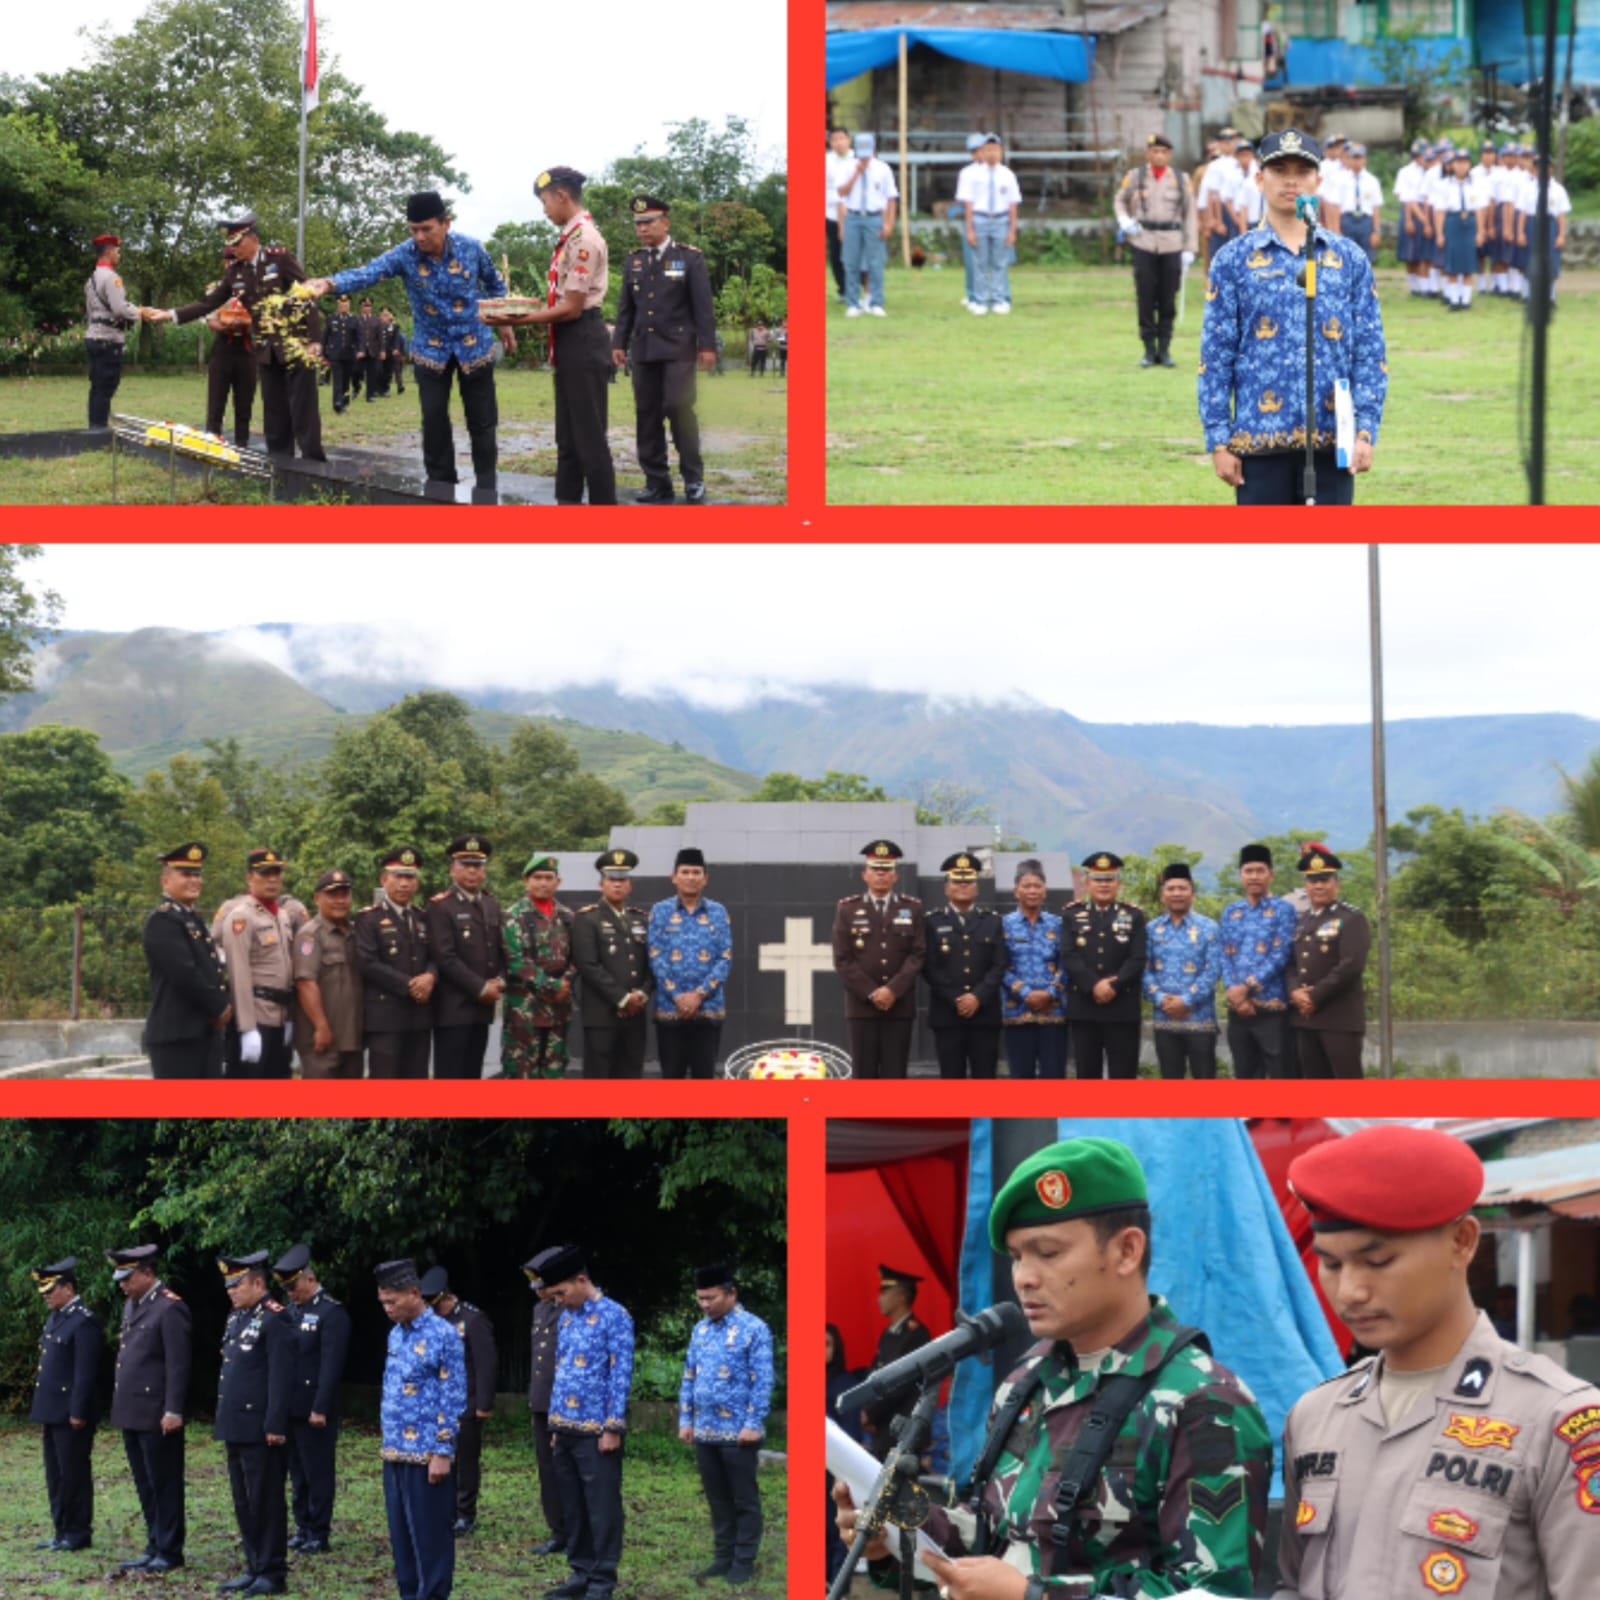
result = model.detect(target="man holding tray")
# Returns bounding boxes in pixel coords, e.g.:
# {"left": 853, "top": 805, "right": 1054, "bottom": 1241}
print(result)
{"left": 304, "top": 191, "right": 514, "bottom": 504}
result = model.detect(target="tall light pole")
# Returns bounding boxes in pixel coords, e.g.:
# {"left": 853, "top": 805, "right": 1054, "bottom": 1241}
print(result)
{"left": 1368, "top": 545, "right": 1394, "bottom": 1077}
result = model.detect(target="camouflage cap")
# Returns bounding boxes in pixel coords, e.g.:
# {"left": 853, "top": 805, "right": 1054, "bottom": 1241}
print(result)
{"left": 989, "top": 1136, "right": 1149, "bottom": 1251}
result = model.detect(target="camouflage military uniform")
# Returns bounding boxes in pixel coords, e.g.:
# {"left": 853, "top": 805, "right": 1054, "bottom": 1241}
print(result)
{"left": 502, "top": 895, "right": 575, "bottom": 1078}
{"left": 923, "top": 1296, "right": 1272, "bottom": 1597}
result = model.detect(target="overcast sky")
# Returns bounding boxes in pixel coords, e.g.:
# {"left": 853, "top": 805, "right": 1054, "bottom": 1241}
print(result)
{"left": 24, "top": 542, "right": 1600, "bottom": 727}
{"left": 10, "top": 0, "right": 786, "bottom": 239}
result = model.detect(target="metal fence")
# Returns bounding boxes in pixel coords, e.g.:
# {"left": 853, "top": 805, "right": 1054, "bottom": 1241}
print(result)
{"left": 0, "top": 907, "right": 150, "bottom": 1021}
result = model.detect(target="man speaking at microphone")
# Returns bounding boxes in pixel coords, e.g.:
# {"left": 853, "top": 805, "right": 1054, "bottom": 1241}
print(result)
{"left": 1199, "top": 129, "right": 1388, "bottom": 506}
{"left": 836, "top": 1136, "right": 1271, "bottom": 1599}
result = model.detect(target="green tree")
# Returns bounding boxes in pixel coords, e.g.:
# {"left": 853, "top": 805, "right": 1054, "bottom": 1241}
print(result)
{"left": 0, "top": 111, "right": 97, "bottom": 327}
{"left": 1555, "top": 751, "right": 1600, "bottom": 851}
{"left": 494, "top": 722, "right": 633, "bottom": 875}
{"left": 744, "top": 770, "right": 890, "bottom": 803}
{"left": 0, "top": 543, "right": 62, "bottom": 696}
{"left": 387, "top": 691, "right": 497, "bottom": 798}
{"left": 714, "top": 261, "right": 787, "bottom": 329}
{"left": 1494, "top": 809, "right": 1600, "bottom": 916}
{"left": 1388, "top": 805, "right": 1529, "bottom": 940}
{"left": 913, "top": 779, "right": 996, "bottom": 829}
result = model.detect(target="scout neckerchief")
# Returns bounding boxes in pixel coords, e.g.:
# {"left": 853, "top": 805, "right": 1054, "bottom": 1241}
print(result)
{"left": 546, "top": 211, "right": 594, "bottom": 369}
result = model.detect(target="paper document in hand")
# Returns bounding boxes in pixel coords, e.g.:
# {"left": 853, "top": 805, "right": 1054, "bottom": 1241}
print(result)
{"left": 825, "top": 1417, "right": 945, "bottom": 1573}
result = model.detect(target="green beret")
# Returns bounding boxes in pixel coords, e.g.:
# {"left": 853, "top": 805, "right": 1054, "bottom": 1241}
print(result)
{"left": 988, "top": 1137, "right": 1148, "bottom": 1251}
{"left": 523, "top": 852, "right": 560, "bottom": 875}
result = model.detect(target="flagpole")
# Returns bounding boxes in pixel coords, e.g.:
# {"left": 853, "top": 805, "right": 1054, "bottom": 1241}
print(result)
{"left": 297, "top": 92, "right": 308, "bottom": 262}
{"left": 297, "top": 0, "right": 317, "bottom": 262}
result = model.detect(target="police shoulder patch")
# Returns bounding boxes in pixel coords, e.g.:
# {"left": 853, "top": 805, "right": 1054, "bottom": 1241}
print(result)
{"left": 162, "top": 1288, "right": 183, "bottom": 1301}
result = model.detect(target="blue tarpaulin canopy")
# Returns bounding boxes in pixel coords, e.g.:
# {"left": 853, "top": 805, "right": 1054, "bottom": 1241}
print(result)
{"left": 826, "top": 27, "right": 1095, "bottom": 92}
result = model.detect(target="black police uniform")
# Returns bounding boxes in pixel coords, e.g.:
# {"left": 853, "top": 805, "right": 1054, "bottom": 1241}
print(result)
{"left": 282, "top": 1286, "right": 350, "bottom": 1550}
{"left": 358, "top": 310, "right": 386, "bottom": 399}
{"left": 387, "top": 322, "right": 408, "bottom": 393}
{"left": 142, "top": 894, "right": 231, "bottom": 1079}
{"left": 215, "top": 1288, "right": 294, "bottom": 1593}
{"left": 204, "top": 256, "right": 260, "bottom": 446}
{"left": 863, "top": 1308, "right": 931, "bottom": 1460}
{"left": 613, "top": 206, "right": 717, "bottom": 503}
{"left": 322, "top": 307, "right": 362, "bottom": 411}
{"left": 31, "top": 1285, "right": 104, "bottom": 1550}
{"left": 1061, "top": 886, "right": 1148, "bottom": 1080}
{"left": 355, "top": 892, "right": 436, "bottom": 1079}
{"left": 111, "top": 1274, "right": 191, "bottom": 1567}
{"left": 528, "top": 1293, "right": 567, "bottom": 1552}
{"left": 427, "top": 878, "right": 506, "bottom": 1081}
{"left": 442, "top": 1296, "right": 498, "bottom": 1530}
{"left": 920, "top": 898, "right": 1006, "bottom": 1079}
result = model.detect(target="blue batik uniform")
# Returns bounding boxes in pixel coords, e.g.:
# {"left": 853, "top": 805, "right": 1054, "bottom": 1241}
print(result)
{"left": 678, "top": 1304, "right": 774, "bottom": 1442}
{"left": 381, "top": 1306, "right": 466, "bottom": 1461}
{"left": 552, "top": 1293, "right": 634, "bottom": 1435}
{"left": 1198, "top": 222, "right": 1388, "bottom": 455}
{"left": 1000, "top": 909, "right": 1065, "bottom": 1024}
{"left": 332, "top": 233, "right": 506, "bottom": 374}
{"left": 1219, "top": 895, "right": 1296, "bottom": 1009}
{"left": 648, "top": 898, "right": 733, "bottom": 1022}
{"left": 1143, "top": 912, "right": 1222, "bottom": 1030}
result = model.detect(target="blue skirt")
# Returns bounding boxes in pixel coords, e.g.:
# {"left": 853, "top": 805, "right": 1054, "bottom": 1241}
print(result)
{"left": 1397, "top": 212, "right": 1424, "bottom": 263}
{"left": 1442, "top": 210, "right": 1479, "bottom": 275}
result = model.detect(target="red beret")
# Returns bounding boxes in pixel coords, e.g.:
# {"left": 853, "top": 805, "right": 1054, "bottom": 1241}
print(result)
{"left": 94, "top": 234, "right": 121, "bottom": 249}
{"left": 1288, "top": 1125, "right": 1483, "bottom": 1232}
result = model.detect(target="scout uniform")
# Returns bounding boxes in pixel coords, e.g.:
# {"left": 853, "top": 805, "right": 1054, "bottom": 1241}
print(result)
{"left": 679, "top": 1266, "right": 774, "bottom": 1583}
{"left": 910, "top": 1139, "right": 1273, "bottom": 1596}
{"left": 1198, "top": 129, "right": 1389, "bottom": 507}
{"left": 503, "top": 853, "right": 577, "bottom": 1078}
{"left": 571, "top": 849, "right": 654, "bottom": 1079}
{"left": 292, "top": 870, "right": 365, "bottom": 1079}
{"left": 537, "top": 167, "right": 617, "bottom": 505}
{"left": 205, "top": 246, "right": 258, "bottom": 445}
{"left": 1061, "top": 852, "right": 1148, "bottom": 1081}
{"left": 376, "top": 1259, "right": 465, "bottom": 1600}
{"left": 214, "top": 1253, "right": 293, "bottom": 1595}
{"left": 426, "top": 834, "right": 506, "bottom": 1081}
{"left": 1113, "top": 135, "right": 1199, "bottom": 367}
{"left": 831, "top": 839, "right": 927, "bottom": 1080}
{"left": 321, "top": 301, "right": 361, "bottom": 411}
{"left": 107, "top": 1244, "right": 191, "bottom": 1572}
{"left": 524, "top": 1249, "right": 570, "bottom": 1556}
{"left": 864, "top": 1265, "right": 932, "bottom": 1460}
{"left": 545, "top": 1245, "right": 634, "bottom": 1600}
{"left": 921, "top": 851, "right": 1007, "bottom": 1079}
{"left": 648, "top": 846, "right": 733, "bottom": 1080}
{"left": 419, "top": 1268, "right": 499, "bottom": 1535}
{"left": 168, "top": 214, "right": 325, "bottom": 461}
{"left": 271, "top": 1245, "right": 350, "bottom": 1557}
{"left": 1289, "top": 844, "right": 1370, "bottom": 1080}
{"left": 84, "top": 234, "right": 140, "bottom": 426}
{"left": 212, "top": 847, "right": 307, "bottom": 1080}
{"left": 1142, "top": 860, "right": 1223, "bottom": 1080}
{"left": 613, "top": 194, "right": 717, "bottom": 504}
{"left": 354, "top": 846, "right": 436, "bottom": 1080}
{"left": 142, "top": 842, "right": 231, "bottom": 1079}
{"left": 30, "top": 1258, "right": 103, "bottom": 1553}
{"left": 1276, "top": 1125, "right": 1600, "bottom": 1600}
{"left": 1219, "top": 843, "right": 1296, "bottom": 1079}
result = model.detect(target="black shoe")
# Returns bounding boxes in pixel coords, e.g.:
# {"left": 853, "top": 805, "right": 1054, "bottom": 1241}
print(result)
{"left": 35, "top": 1539, "right": 60, "bottom": 1550}
{"left": 297, "top": 1539, "right": 331, "bottom": 1554}
{"left": 692, "top": 1562, "right": 732, "bottom": 1581}
{"left": 633, "top": 484, "right": 675, "bottom": 505}
{"left": 217, "top": 1576, "right": 256, "bottom": 1593}
{"left": 724, "top": 1571, "right": 756, "bottom": 1589}
{"left": 120, "top": 1555, "right": 154, "bottom": 1570}
{"left": 57, "top": 1539, "right": 92, "bottom": 1551}
{"left": 1158, "top": 344, "right": 1175, "bottom": 368}
{"left": 546, "top": 1579, "right": 588, "bottom": 1598}
{"left": 1139, "top": 341, "right": 1155, "bottom": 368}
{"left": 683, "top": 481, "right": 707, "bottom": 505}
{"left": 242, "top": 1581, "right": 287, "bottom": 1597}
{"left": 452, "top": 1516, "right": 477, "bottom": 1535}
{"left": 145, "top": 1556, "right": 184, "bottom": 1573}
{"left": 288, "top": 1534, "right": 305, "bottom": 1551}
{"left": 530, "top": 1539, "right": 566, "bottom": 1556}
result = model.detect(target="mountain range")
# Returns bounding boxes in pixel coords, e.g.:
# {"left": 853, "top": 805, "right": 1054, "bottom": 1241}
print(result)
{"left": 6, "top": 626, "right": 1597, "bottom": 859}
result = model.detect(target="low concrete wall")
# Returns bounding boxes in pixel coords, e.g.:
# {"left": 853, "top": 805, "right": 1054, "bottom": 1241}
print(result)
{"left": 0, "top": 1019, "right": 144, "bottom": 1074}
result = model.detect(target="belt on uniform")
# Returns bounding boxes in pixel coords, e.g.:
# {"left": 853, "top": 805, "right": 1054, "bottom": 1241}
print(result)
{"left": 89, "top": 318, "right": 125, "bottom": 328}
{"left": 1141, "top": 221, "right": 1181, "bottom": 231}
{"left": 252, "top": 985, "right": 293, "bottom": 1005}
{"left": 849, "top": 210, "right": 884, "bottom": 217}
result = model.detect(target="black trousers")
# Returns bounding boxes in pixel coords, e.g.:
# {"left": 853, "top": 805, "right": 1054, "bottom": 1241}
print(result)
{"left": 224, "top": 1021, "right": 291, "bottom": 1080}
{"left": 330, "top": 357, "right": 357, "bottom": 412}
{"left": 206, "top": 336, "right": 257, "bottom": 442}
{"left": 827, "top": 219, "right": 845, "bottom": 295}
{"left": 225, "top": 1440, "right": 288, "bottom": 1583}
{"left": 391, "top": 356, "right": 406, "bottom": 393}
{"left": 632, "top": 358, "right": 703, "bottom": 490}
{"left": 363, "top": 358, "right": 384, "bottom": 400}
{"left": 257, "top": 360, "right": 325, "bottom": 461}
{"left": 932, "top": 1024, "right": 1001, "bottom": 1079}
{"left": 1132, "top": 246, "right": 1183, "bottom": 345}
{"left": 1070, "top": 1020, "right": 1141, "bottom": 1080}
{"left": 123, "top": 1426, "right": 185, "bottom": 1561}
{"left": 287, "top": 1415, "right": 338, "bottom": 1541}
{"left": 42, "top": 1422, "right": 96, "bottom": 1545}
{"left": 383, "top": 1460, "right": 454, "bottom": 1600}
{"left": 848, "top": 1016, "right": 914, "bottom": 1079}
{"left": 1153, "top": 1029, "right": 1218, "bottom": 1079}
{"left": 453, "top": 1411, "right": 484, "bottom": 1522}
{"left": 531, "top": 1412, "right": 566, "bottom": 1544}
{"left": 582, "top": 1018, "right": 647, "bottom": 1079}
{"left": 552, "top": 314, "right": 618, "bottom": 504}
{"left": 148, "top": 1034, "right": 223, "bottom": 1079}
{"left": 1235, "top": 451, "right": 1356, "bottom": 506}
{"left": 86, "top": 340, "right": 124, "bottom": 427}
{"left": 1004, "top": 1024, "right": 1068, "bottom": 1080}
{"left": 656, "top": 1019, "right": 722, "bottom": 1079}
{"left": 368, "top": 1031, "right": 432, "bottom": 1079}
{"left": 694, "top": 1441, "right": 761, "bottom": 1568}
{"left": 1295, "top": 1028, "right": 1366, "bottom": 1079}
{"left": 432, "top": 1022, "right": 491, "bottom": 1080}
{"left": 1227, "top": 1010, "right": 1292, "bottom": 1078}
{"left": 416, "top": 357, "right": 498, "bottom": 488}
{"left": 552, "top": 1432, "right": 623, "bottom": 1594}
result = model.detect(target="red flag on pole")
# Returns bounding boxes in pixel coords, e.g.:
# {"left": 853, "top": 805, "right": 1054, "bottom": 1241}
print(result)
{"left": 302, "top": 0, "right": 319, "bottom": 112}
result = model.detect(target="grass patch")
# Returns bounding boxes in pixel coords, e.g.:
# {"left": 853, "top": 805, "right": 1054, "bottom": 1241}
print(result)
{"left": 825, "top": 264, "right": 1600, "bottom": 504}
{"left": 0, "top": 1417, "right": 786, "bottom": 1599}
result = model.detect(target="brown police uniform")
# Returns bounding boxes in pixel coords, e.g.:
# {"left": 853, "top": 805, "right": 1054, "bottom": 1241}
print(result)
{"left": 426, "top": 883, "right": 506, "bottom": 1081}
{"left": 211, "top": 892, "right": 308, "bottom": 1079}
{"left": 1274, "top": 1311, "right": 1600, "bottom": 1600}
{"left": 549, "top": 211, "right": 616, "bottom": 505}
{"left": 831, "top": 892, "right": 926, "bottom": 1079}
{"left": 84, "top": 258, "right": 140, "bottom": 426}
{"left": 1113, "top": 152, "right": 1198, "bottom": 363}
{"left": 1290, "top": 900, "right": 1370, "bottom": 1080}
{"left": 292, "top": 915, "right": 365, "bottom": 1079}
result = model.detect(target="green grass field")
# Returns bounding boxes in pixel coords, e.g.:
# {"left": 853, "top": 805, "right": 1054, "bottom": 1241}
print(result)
{"left": 0, "top": 1419, "right": 786, "bottom": 1599}
{"left": 0, "top": 366, "right": 787, "bottom": 504}
{"left": 825, "top": 264, "right": 1599, "bottom": 504}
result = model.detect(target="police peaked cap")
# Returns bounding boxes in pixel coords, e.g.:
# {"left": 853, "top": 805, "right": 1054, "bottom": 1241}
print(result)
{"left": 273, "top": 1243, "right": 313, "bottom": 1282}
{"left": 32, "top": 1257, "right": 78, "bottom": 1292}
{"left": 107, "top": 1244, "right": 161, "bottom": 1281}
{"left": 418, "top": 1265, "right": 451, "bottom": 1301}
{"left": 160, "top": 842, "right": 208, "bottom": 866}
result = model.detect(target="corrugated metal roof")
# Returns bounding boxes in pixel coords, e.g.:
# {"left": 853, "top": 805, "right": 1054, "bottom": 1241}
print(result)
{"left": 826, "top": 2, "right": 1165, "bottom": 34}
{"left": 1476, "top": 1139, "right": 1600, "bottom": 1216}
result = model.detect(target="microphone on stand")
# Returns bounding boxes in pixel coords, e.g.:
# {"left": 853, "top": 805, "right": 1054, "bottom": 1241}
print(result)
{"left": 841, "top": 1302, "right": 1027, "bottom": 1410}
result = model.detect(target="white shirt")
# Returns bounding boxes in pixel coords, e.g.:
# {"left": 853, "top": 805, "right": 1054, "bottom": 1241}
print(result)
{"left": 826, "top": 149, "right": 857, "bottom": 224}
{"left": 954, "top": 160, "right": 1021, "bottom": 214}
{"left": 1319, "top": 166, "right": 1354, "bottom": 209}
{"left": 1434, "top": 173, "right": 1489, "bottom": 214}
{"left": 1519, "top": 177, "right": 1571, "bottom": 218}
{"left": 1197, "top": 160, "right": 1232, "bottom": 207}
{"left": 1393, "top": 161, "right": 1422, "bottom": 204}
{"left": 836, "top": 156, "right": 899, "bottom": 215}
{"left": 1342, "top": 170, "right": 1384, "bottom": 217}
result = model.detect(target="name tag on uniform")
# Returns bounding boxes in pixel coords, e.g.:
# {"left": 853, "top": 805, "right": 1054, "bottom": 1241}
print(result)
{"left": 301, "top": 1314, "right": 319, "bottom": 1332}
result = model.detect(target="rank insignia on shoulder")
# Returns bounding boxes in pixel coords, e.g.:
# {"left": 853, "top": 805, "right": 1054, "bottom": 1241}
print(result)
{"left": 162, "top": 1288, "right": 183, "bottom": 1301}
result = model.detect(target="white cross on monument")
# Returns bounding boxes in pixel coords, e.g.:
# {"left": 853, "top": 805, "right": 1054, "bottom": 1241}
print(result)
{"left": 758, "top": 916, "right": 834, "bottom": 1026}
